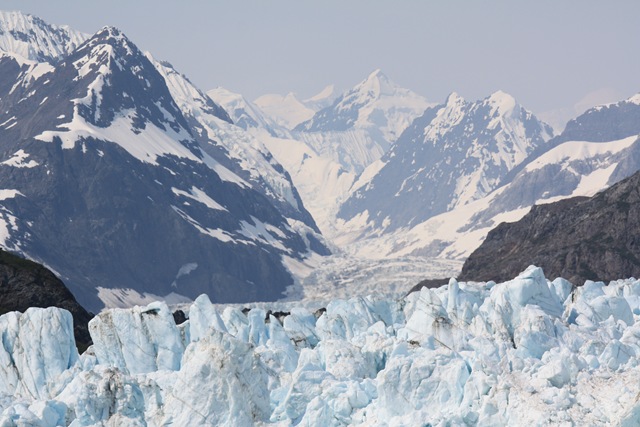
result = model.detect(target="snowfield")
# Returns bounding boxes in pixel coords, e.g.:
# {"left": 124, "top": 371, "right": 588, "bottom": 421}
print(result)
{"left": 3, "top": 266, "right": 640, "bottom": 425}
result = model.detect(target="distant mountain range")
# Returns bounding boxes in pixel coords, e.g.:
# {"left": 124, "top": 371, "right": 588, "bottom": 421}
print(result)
{"left": 338, "top": 91, "right": 553, "bottom": 234}
{"left": 345, "top": 92, "right": 640, "bottom": 262}
{"left": 293, "top": 69, "right": 432, "bottom": 174}
{"left": 1, "top": 10, "right": 640, "bottom": 313}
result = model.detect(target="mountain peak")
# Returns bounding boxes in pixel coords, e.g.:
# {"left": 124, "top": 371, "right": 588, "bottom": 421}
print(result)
{"left": 445, "top": 92, "right": 464, "bottom": 105}
{"left": 486, "top": 90, "right": 517, "bottom": 112}
{"left": 209, "top": 87, "right": 280, "bottom": 132}
{"left": 305, "top": 84, "right": 335, "bottom": 104}
{"left": 82, "top": 25, "right": 138, "bottom": 55}
{"left": 353, "top": 68, "right": 395, "bottom": 98}
{"left": 0, "top": 9, "right": 88, "bottom": 62}
{"left": 94, "top": 25, "right": 126, "bottom": 40}
{"left": 367, "top": 68, "right": 387, "bottom": 79}
{"left": 294, "top": 70, "right": 430, "bottom": 146}
{"left": 626, "top": 92, "right": 640, "bottom": 105}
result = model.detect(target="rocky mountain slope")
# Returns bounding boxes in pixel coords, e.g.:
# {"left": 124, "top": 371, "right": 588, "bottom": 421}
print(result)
{"left": 0, "top": 21, "right": 327, "bottom": 312}
{"left": 460, "top": 170, "right": 640, "bottom": 285}
{"left": 152, "top": 58, "right": 321, "bottom": 232}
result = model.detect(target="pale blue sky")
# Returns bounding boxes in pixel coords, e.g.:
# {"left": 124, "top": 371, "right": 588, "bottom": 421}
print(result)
{"left": 1, "top": 0, "right": 638, "bottom": 123}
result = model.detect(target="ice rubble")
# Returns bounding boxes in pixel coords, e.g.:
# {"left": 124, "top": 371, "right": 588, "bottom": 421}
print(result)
{"left": 4, "top": 266, "right": 640, "bottom": 425}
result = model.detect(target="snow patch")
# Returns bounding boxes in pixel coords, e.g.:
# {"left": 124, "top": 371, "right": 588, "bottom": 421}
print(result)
{"left": 1, "top": 150, "right": 39, "bottom": 168}
{"left": 238, "top": 216, "right": 288, "bottom": 252}
{"left": 171, "top": 187, "right": 227, "bottom": 211}
{"left": 34, "top": 108, "right": 200, "bottom": 165}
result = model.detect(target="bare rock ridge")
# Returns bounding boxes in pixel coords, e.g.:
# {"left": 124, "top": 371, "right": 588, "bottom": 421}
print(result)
{"left": 0, "top": 248, "right": 92, "bottom": 350}
{"left": 459, "top": 170, "right": 640, "bottom": 285}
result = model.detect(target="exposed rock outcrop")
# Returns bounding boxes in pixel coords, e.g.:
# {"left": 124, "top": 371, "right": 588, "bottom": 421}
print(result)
{"left": 0, "top": 249, "right": 93, "bottom": 350}
{"left": 460, "top": 170, "right": 640, "bottom": 285}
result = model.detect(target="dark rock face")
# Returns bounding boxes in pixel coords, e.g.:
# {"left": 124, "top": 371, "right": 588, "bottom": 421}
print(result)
{"left": 460, "top": 171, "right": 640, "bottom": 285}
{"left": 172, "top": 309, "right": 187, "bottom": 325}
{"left": 558, "top": 100, "right": 640, "bottom": 144}
{"left": 0, "top": 249, "right": 93, "bottom": 350}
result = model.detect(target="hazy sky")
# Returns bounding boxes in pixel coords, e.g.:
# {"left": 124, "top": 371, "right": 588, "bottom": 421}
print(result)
{"left": 2, "top": 1, "right": 639, "bottom": 126}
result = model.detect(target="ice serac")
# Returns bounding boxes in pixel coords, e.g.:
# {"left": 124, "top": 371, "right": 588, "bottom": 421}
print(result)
{"left": 6, "top": 267, "right": 640, "bottom": 424}
{"left": 154, "top": 331, "right": 271, "bottom": 426}
{"left": 338, "top": 91, "right": 553, "bottom": 235}
{"left": 0, "top": 307, "right": 78, "bottom": 401}
{"left": 89, "top": 301, "right": 184, "bottom": 374}
{"left": 0, "top": 24, "right": 321, "bottom": 311}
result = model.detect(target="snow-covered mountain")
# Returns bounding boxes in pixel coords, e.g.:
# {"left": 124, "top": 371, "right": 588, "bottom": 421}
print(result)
{"left": 6, "top": 266, "right": 640, "bottom": 425}
{"left": 243, "top": 71, "right": 433, "bottom": 236}
{"left": 0, "top": 22, "right": 328, "bottom": 312}
{"left": 302, "top": 84, "right": 337, "bottom": 110}
{"left": 205, "top": 85, "right": 353, "bottom": 234}
{"left": 151, "top": 57, "right": 321, "bottom": 232}
{"left": 293, "top": 69, "right": 432, "bottom": 173}
{"left": 337, "top": 91, "right": 553, "bottom": 237}
{"left": 0, "top": 10, "right": 88, "bottom": 62}
{"left": 207, "top": 86, "right": 286, "bottom": 136}
{"left": 254, "top": 85, "right": 339, "bottom": 130}
{"left": 253, "top": 92, "right": 315, "bottom": 129}
{"left": 257, "top": 132, "right": 358, "bottom": 237}
{"left": 296, "top": 69, "right": 430, "bottom": 143}
{"left": 348, "top": 92, "right": 640, "bottom": 261}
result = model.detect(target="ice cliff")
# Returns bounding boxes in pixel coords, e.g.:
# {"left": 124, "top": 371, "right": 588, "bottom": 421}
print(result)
{"left": 3, "top": 266, "right": 640, "bottom": 425}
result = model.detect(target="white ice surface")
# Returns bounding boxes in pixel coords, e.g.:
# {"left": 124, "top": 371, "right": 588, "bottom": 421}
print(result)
{"left": 6, "top": 267, "right": 640, "bottom": 425}
{"left": 254, "top": 92, "right": 315, "bottom": 129}
{"left": 96, "top": 287, "right": 193, "bottom": 309}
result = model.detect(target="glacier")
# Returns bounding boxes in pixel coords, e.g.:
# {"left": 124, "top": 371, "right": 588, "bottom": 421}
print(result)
{"left": 4, "top": 266, "right": 640, "bottom": 425}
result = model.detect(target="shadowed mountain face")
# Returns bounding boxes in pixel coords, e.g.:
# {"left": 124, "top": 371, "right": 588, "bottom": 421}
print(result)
{"left": 460, "top": 170, "right": 640, "bottom": 285}
{"left": 0, "top": 26, "right": 327, "bottom": 312}
{"left": 0, "top": 249, "right": 93, "bottom": 350}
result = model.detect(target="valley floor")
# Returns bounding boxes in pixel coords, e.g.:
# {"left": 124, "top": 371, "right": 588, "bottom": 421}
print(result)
{"left": 282, "top": 254, "right": 462, "bottom": 304}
